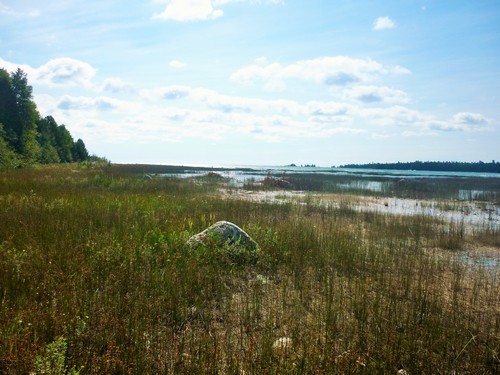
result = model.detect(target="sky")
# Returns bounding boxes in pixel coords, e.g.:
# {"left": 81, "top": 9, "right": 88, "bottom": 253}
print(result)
{"left": 1, "top": 0, "right": 499, "bottom": 167}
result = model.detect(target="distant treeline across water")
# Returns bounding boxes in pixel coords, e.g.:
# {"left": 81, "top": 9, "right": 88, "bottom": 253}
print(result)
{"left": 339, "top": 161, "right": 500, "bottom": 174}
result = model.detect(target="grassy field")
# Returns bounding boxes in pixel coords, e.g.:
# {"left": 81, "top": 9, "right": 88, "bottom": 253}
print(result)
{"left": 0, "top": 164, "right": 499, "bottom": 374}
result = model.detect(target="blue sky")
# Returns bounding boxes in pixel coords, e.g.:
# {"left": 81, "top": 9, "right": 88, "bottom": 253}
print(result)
{"left": 1, "top": 0, "right": 499, "bottom": 166}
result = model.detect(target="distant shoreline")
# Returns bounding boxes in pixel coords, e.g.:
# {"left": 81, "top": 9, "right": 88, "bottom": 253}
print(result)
{"left": 109, "top": 162, "right": 500, "bottom": 179}
{"left": 338, "top": 161, "right": 500, "bottom": 174}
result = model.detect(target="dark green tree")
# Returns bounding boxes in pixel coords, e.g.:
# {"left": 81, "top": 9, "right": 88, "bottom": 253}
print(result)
{"left": 72, "top": 138, "right": 89, "bottom": 162}
{"left": 55, "top": 125, "right": 74, "bottom": 162}
{"left": 0, "top": 69, "right": 19, "bottom": 150}
{"left": 10, "top": 68, "right": 41, "bottom": 162}
{"left": 36, "top": 116, "right": 61, "bottom": 163}
{"left": 0, "top": 122, "right": 20, "bottom": 167}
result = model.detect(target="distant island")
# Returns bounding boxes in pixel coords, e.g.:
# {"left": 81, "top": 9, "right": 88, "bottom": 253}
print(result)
{"left": 338, "top": 161, "right": 500, "bottom": 174}
{"left": 286, "top": 163, "right": 316, "bottom": 168}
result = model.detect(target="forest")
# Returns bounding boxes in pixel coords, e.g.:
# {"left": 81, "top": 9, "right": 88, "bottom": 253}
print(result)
{"left": 339, "top": 160, "right": 500, "bottom": 173}
{"left": 0, "top": 68, "right": 89, "bottom": 167}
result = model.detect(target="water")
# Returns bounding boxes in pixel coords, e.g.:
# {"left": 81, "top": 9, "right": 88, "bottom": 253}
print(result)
{"left": 461, "top": 254, "right": 499, "bottom": 269}
{"left": 229, "top": 165, "right": 500, "bottom": 179}
{"left": 159, "top": 165, "right": 500, "bottom": 196}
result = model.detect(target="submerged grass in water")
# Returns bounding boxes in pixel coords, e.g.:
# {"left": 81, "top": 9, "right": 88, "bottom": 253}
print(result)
{"left": 0, "top": 165, "right": 498, "bottom": 374}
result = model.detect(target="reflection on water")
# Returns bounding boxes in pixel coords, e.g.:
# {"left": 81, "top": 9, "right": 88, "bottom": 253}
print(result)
{"left": 336, "top": 181, "right": 385, "bottom": 192}
{"left": 461, "top": 255, "right": 499, "bottom": 269}
{"left": 363, "top": 197, "right": 500, "bottom": 231}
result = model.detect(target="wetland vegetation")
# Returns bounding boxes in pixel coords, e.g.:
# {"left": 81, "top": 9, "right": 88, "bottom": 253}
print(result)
{"left": 0, "top": 164, "right": 499, "bottom": 374}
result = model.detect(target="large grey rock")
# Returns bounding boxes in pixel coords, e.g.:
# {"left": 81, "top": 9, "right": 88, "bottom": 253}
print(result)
{"left": 186, "top": 221, "right": 259, "bottom": 262}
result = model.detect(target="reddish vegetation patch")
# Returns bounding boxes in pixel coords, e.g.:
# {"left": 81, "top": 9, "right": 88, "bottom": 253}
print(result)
{"left": 262, "top": 176, "right": 291, "bottom": 188}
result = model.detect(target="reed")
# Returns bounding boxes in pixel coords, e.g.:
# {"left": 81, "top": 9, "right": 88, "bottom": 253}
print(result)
{"left": 0, "top": 165, "right": 498, "bottom": 374}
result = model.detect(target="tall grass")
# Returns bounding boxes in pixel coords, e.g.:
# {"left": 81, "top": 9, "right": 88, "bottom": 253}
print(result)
{"left": 250, "top": 171, "right": 500, "bottom": 201}
{"left": 0, "top": 165, "right": 498, "bottom": 374}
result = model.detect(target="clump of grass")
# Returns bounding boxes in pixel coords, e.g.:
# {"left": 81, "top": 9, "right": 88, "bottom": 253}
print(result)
{"left": 472, "top": 227, "right": 500, "bottom": 248}
{"left": 0, "top": 165, "right": 498, "bottom": 374}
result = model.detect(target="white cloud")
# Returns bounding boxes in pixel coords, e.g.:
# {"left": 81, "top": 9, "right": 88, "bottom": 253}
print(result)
{"left": 152, "top": 0, "right": 284, "bottom": 21}
{"left": 359, "top": 106, "right": 431, "bottom": 129}
{"left": 213, "top": 0, "right": 285, "bottom": 5}
{"left": 357, "top": 106, "right": 492, "bottom": 135}
{"left": 142, "top": 84, "right": 303, "bottom": 115}
{"left": 3, "top": 55, "right": 491, "bottom": 148}
{"left": 57, "top": 96, "right": 120, "bottom": 111}
{"left": 140, "top": 85, "right": 192, "bottom": 100}
{"left": 452, "top": 112, "right": 488, "bottom": 126}
{"left": 306, "top": 101, "right": 352, "bottom": 117}
{"left": 344, "top": 85, "right": 409, "bottom": 104}
{"left": 426, "top": 112, "right": 491, "bottom": 132}
{"left": 35, "top": 58, "right": 96, "bottom": 87}
{"left": 152, "top": 0, "right": 224, "bottom": 21}
{"left": 0, "top": 58, "right": 24, "bottom": 73}
{"left": 0, "top": 57, "right": 96, "bottom": 87}
{"left": 101, "top": 78, "right": 136, "bottom": 94}
{"left": 230, "top": 56, "right": 410, "bottom": 91}
{"left": 169, "top": 59, "right": 187, "bottom": 68}
{"left": 373, "top": 16, "right": 396, "bottom": 31}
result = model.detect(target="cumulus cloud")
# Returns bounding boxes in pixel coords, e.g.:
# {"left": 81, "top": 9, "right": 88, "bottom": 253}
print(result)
{"left": 152, "top": 0, "right": 224, "bottom": 21}
{"left": 427, "top": 112, "right": 491, "bottom": 132}
{"left": 0, "top": 57, "right": 96, "bottom": 87}
{"left": 373, "top": 16, "right": 396, "bottom": 31}
{"left": 0, "top": 58, "right": 25, "bottom": 73}
{"left": 230, "top": 56, "right": 410, "bottom": 91}
{"left": 344, "top": 85, "right": 409, "bottom": 104}
{"left": 359, "top": 106, "right": 431, "bottom": 129}
{"left": 213, "top": 0, "right": 285, "bottom": 5}
{"left": 452, "top": 112, "right": 488, "bottom": 125}
{"left": 34, "top": 58, "right": 96, "bottom": 87}
{"left": 57, "top": 95, "right": 126, "bottom": 111}
{"left": 152, "top": 0, "right": 284, "bottom": 21}
{"left": 132, "top": 83, "right": 369, "bottom": 141}
{"left": 141, "top": 85, "right": 192, "bottom": 100}
{"left": 306, "top": 101, "right": 352, "bottom": 117}
{"left": 101, "top": 78, "right": 136, "bottom": 94}
{"left": 356, "top": 106, "right": 492, "bottom": 135}
{"left": 141, "top": 84, "right": 303, "bottom": 115}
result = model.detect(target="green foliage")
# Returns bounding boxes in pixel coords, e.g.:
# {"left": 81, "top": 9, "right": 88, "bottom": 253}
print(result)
{"left": 10, "top": 69, "right": 41, "bottom": 162}
{"left": 0, "top": 68, "right": 90, "bottom": 167}
{"left": 0, "top": 69, "right": 19, "bottom": 150}
{"left": 33, "top": 337, "right": 81, "bottom": 375}
{"left": 0, "top": 123, "right": 21, "bottom": 167}
{"left": 72, "top": 139, "right": 89, "bottom": 162}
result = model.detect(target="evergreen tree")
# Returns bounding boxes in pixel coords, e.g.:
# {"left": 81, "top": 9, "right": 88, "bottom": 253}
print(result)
{"left": 72, "top": 139, "right": 89, "bottom": 162}
{"left": 0, "top": 69, "right": 19, "bottom": 150}
{"left": 55, "top": 125, "right": 75, "bottom": 162}
{"left": 0, "top": 122, "right": 20, "bottom": 167}
{"left": 36, "top": 116, "right": 61, "bottom": 163}
{"left": 10, "top": 69, "right": 41, "bottom": 162}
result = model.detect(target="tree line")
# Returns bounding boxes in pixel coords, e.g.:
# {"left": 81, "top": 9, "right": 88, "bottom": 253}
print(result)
{"left": 339, "top": 160, "right": 500, "bottom": 173}
{"left": 0, "top": 68, "right": 90, "bottom": 167}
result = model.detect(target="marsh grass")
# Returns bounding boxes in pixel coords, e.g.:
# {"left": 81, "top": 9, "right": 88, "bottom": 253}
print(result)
{"left": 258, "top": 171, "right": 500, "bottom": 201}
{"left": 0, "top": 165, "right": 499, "bottom": 374}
